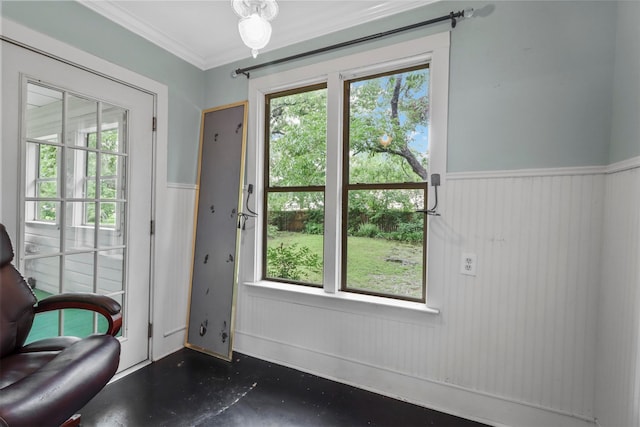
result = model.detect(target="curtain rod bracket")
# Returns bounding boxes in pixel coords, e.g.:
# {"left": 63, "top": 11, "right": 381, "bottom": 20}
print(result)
{"left": 232, "top": 9, "right": 469, "bottom": 79}
{"left": 231, "top": 69, "right": 250, "bottom": 79}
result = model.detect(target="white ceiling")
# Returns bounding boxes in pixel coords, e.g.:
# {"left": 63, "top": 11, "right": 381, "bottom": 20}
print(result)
{"left": 79, "top": 0, "right": 430, "bottom": 70}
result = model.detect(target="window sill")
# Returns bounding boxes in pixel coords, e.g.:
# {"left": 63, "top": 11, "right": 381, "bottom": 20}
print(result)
{"left": 25, "top": 220, "right": 58, "bottom": 227}
{"left": 242, "top": 280, "right": 440, "bottom": 320}
{"left": 25, "top": 221, "right": 120, "bottom": 233}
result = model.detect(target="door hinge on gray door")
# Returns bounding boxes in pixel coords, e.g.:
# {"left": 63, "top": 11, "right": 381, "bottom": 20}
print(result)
{"left": 150, "top": 220, "right": 155, "bottom": 235}
{"left": 152, "top": 117, "right": 157, "bottom": 132}
{"left": 148, "top": 323, "right": 153, "bottom": 338}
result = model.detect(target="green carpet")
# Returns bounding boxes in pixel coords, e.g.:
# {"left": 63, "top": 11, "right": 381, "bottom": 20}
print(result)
{"left": 25, "top": 289, "right": 112, "bottom": 344}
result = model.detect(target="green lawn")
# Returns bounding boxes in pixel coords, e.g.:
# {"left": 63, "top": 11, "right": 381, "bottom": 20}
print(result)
{"left": 267, "top": 231, "right": 423, "bottom": 299}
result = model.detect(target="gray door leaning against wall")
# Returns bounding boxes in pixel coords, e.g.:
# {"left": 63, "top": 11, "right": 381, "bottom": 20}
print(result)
{"left": 1, "top": 40, "right": 154, "bottom": 372}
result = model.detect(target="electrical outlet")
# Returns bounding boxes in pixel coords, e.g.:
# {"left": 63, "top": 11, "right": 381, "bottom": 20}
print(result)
{"left": 460, "top": 253, "right": 477, "bottom": 276}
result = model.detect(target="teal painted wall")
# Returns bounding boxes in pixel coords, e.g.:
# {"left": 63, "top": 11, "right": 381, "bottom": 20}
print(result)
{"left": 206, "top": 1, "right": 624, "bottom": 172}
{"left": 1, "top": 0, "right": 204, "bottom": 185}
{"left": 609, "top": 1, "right": 640, "bottom": 164}
{"left": 3, "top": 1, "right": 635, "bottom": 181}
{"left": 448, "top": 1, "right": 616, "bottom": 172}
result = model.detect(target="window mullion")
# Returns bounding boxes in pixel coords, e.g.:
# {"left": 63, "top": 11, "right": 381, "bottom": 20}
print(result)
{"left": 58, "top": 90, "right": 68, "bottom": 335}
{"left": 323, "top": 72, "right": 342, "bottom": 294}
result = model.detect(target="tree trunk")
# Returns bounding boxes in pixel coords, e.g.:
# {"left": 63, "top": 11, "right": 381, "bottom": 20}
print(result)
{"left": 389, "top": 76, "right": 428, "bottom": 180}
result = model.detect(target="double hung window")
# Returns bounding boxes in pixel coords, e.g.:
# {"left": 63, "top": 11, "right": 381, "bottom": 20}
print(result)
{"left": 342, "top": 66, "right": 429, "bottom": 301}
{"left": 264, "top": 84, "right": 327, "bottom": 286}
{"left": 253, "top": 33, "right": 450, "bottom": 305}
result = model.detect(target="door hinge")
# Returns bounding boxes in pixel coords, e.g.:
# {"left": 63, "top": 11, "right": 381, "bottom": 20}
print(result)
{"left": 150, "top": 220, "right": 155, "bottom": 235}
{"left": 148, "top": 323, "right": 153, "bottom": 338}
{"left": 152, "top": 117, "right": 157, "bottom": 132}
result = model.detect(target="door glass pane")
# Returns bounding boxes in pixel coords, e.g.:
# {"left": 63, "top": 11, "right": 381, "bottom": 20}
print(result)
{"left": 101, "top": 104, "right": 126, "bottom": 153}
{"left": 65, "top": 147, "right": 94, "bottom": 199}
{"left": 26, "top": 84, "right": 62, "bottom": 142}
{"left": 63, "top": 308, "right": 95, "bottom": 338}
{"left": 24, "top": 256, "right": 61, "bottom": 343}
{"left": 97, "top": 249, "right": 124, "bottom": 294}
{"left": 64, "top": 252, "right": 95, "bottom": 293}
{"left": 23, "top": 255, "right": 60, "bottom": 296}
{"left": 24, "top": 205, "right": 61, "bottom": 254}
{"left": 100, "top": 153, "right": 125, "bottom": 199}
{"left": 25, "top": 142, "right": 60, "bottom": 199}
{"left": 65, "top": 202, "right": 95, "bottom": 250}
{"left": 66, "top": 95, "right": 98, "bottom": 147}
{"left": 38, "top": 143, "right": 59, "bottom": 180}
{"left": 86, "top": 152, "right": 97, "bottom": 198}
{"left": 345, "top": 189, "right": 425, "bottom": 300}
{"left": 98, "top": 201, "right": 124, "bottom": 232}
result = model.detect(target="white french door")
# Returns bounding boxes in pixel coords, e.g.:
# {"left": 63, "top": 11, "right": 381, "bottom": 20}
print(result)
{"left": 1, "top": 40, "right": 153, "bottom": 371}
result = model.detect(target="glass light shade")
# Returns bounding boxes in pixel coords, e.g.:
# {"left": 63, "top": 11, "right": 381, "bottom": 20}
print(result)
{"left": 232, "top": 0, "right": 278, "bottom": 21}
{"left": 238, "top": 13, "right": 272, "bottom": 57}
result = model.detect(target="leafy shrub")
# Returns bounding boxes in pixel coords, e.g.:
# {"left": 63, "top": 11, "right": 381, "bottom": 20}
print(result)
{"left": 388, "top": 221, "right": 423, "bottom": 243}
{"left": 354, "top": 222, "right": 381, "bottom": 238}
{"left": 266, "top": 224, "right": 279, "bottom": 238}
{"left": 303, "top": 209, "right": 324, "bottom": 235}
{"left": 266, "top": 243, "right": 322, "bottom": 281}
{"left": 304, "top": 222, "right": 324, "bottom": 235}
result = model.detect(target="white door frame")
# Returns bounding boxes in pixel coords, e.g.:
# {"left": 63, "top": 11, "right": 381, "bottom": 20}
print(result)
{"left": 1, "top": 18, "right": 171, "bottom": 365}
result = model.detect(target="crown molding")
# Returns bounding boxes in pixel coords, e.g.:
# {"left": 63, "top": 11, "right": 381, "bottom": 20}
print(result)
{"left": 78, "top": 0, "right": 432, "bottom": 71}
{"left": 79, "top": 0, "right": 208, "bottom": 69}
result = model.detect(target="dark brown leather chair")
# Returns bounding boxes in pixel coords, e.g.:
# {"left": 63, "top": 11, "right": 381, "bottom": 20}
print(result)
{"left": 0, "top": 223, "right": 122, "bottom": 427}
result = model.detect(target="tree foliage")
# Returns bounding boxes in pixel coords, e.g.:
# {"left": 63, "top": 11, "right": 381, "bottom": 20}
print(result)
{"left": 348, "top": 70, "right": 429, "bottom": 182}
{"left": 266, "top": 67, "right": 430, "bottom": 241}
{"left": 267, "top": 67, "right": 429, "bottom": 193}
{"left": 269, "top": 89, "right": 327, "bottom": 188}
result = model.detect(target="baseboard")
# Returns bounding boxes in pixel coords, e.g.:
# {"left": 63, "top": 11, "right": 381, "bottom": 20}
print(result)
{"left": 234, "top": 331, "right": 595, "bottom": 427}
{"left": 151, "top": 331, "right": 185, "bottom": 362}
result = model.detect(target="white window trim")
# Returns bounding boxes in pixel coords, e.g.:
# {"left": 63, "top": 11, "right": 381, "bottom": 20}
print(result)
{"left": 243, "top": 32, "right": 450, "bottom": 312}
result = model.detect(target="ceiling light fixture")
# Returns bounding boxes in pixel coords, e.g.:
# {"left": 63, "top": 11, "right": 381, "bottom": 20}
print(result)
{"left": 231, "top": 0, "right": 279, "bottom": 58}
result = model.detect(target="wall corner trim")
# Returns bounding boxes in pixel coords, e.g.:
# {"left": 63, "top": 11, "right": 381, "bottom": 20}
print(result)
{"left": 605, "top": 155, "right": 640, "bottom": 174}
{"left": 447, "top": 165, "right": 606, "bottom": 180}
{"left": 446, "top": 156, "right": 640, "bottom": 181}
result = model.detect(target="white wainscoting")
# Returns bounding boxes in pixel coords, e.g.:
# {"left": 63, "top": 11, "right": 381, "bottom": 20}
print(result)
{"left": 235, "top": 170, "right": 607, "bottom": 427}
{"left": 151, "top": 184, "right": 196, "bottom": 360}
{"left": 595, "top": 164, "right": 640, "bottom": 427}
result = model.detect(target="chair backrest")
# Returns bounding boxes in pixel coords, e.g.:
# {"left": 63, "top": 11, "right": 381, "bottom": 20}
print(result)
{"left": 0, "top": 224, "right": 37, "bottom": 357}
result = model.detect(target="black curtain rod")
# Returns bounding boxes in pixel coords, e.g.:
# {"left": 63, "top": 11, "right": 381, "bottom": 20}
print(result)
{"left": 232, "top": 9, "right": 469, "bottom": 79}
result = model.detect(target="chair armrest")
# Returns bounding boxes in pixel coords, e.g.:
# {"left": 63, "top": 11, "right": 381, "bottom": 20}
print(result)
{"left": 35, "top": 293, "right": 122, "bottom": 336}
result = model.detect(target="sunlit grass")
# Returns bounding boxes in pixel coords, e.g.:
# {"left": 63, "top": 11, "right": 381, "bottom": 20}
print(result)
{"left": 267, "top": 231, "right": 423, "bottom": 299}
